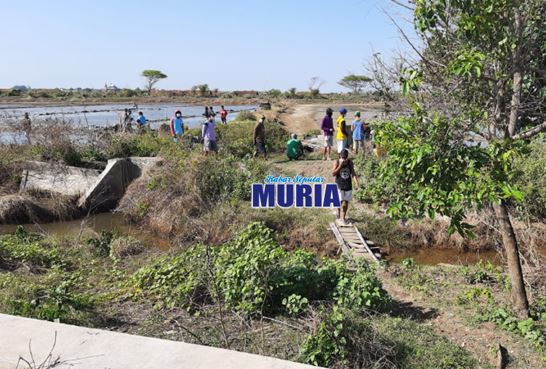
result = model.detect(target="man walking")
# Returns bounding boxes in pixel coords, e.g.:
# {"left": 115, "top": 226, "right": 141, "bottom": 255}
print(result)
{"left": 220, "top": 105, "right": 228, "bottom": 124}
{"left": 170, "top": 110, "right": 184, "bottom": 142}
{"left": 321, "top": 108, "right": 334, "bottom": 160}
{"left": 137, "top": 111, "right": 149, "bottom": 134}
{"left": 336, "top": 108, "right": 348, "bottom": 153}
{"left": 253, "top": 116, "right": 267, "bottom": 159}
{"left": 332, "top": 149, "right": 359, "bottom": 225}
{"left": 202, "top": 115, "right": 218, "bottom": 156}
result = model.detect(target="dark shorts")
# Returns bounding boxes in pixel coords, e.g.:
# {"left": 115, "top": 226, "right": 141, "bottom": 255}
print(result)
{"left": 204, "top": 139, "right": 218, "bottom": 152}
{"left": 255, "top": 141, "right": 266, "bottom": 153}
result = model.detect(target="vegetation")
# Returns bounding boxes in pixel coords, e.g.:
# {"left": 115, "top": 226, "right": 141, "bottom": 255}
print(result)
{"left": 338, "top": 74, "right": 372, "bottom": 94}
{"left": 141, "top": 69, "right": 168, "bottom": 93}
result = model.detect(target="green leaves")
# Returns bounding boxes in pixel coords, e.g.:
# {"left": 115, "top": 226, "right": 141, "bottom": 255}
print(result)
{"left": 449, "top": 50, "right": 486, "bottom": 79}
{"left": 371, "top": 108, "right": 524, "bottom": 236}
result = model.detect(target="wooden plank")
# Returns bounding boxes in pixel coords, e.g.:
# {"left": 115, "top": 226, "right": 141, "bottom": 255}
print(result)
{"left": 353, "top": 227, "right": 380, "bottom": 262}
{"left": 330, "top": 223, "right": 350, "bottom": 255}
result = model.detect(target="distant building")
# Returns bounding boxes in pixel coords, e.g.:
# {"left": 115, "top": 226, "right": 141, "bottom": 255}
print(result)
{"left": 104, "top": 83, "right": 120, "bottom": 92}
{"left": 12, "top": 85, "right": 31, "bottom": 92}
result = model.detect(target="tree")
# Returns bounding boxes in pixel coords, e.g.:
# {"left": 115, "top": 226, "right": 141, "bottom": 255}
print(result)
{"left": 141, "top": 70, "right": 167, "bottom": 93}
{"left": 378, "top": 0, "right": 546, "bottom": 318}
{"left": 191, "top": 84, "right": 210, "bottom": 97}
{"left": 338, "top": 74, "right": 372, "bottom": 94}
{"left": 308, "top": 77, "right": 325, "bottom": 97}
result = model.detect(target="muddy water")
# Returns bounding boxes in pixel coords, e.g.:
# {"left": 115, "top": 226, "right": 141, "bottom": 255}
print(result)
{"left": 387, "top": 248, "right": 501, "bottom": 265}
{"left": 0, "top": 213, "right": 503, "bottom": 265}
{"left": 0, "top": 212, "right": 170, "bottom": 250}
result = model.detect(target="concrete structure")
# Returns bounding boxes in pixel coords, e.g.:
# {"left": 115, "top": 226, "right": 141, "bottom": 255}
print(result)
{"left": 20, "top": 162, "right": 101, "bottom": 197}
{"left": 0, "top": 314, "right": 320, "bottom": 369}
{"left": 20, "top": 157, "right": 162, "bottom": 212}
{"left": 77, "top": 157, "right": 162, "bottom": 211}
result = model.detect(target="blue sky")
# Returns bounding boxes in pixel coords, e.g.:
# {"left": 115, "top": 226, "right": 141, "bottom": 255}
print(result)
{"left": 1, "top": 0, "right": 415, "bottom": 92}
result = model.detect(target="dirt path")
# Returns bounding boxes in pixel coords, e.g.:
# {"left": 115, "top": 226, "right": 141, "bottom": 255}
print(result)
{"left": 276, "top": 102, "right": 383, "bottom": 136}
{"left": 378, "top": 269, "right": 543, "bottom": 369}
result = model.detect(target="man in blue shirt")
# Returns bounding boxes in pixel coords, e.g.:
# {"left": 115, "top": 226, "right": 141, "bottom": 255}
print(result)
{"left": 170, "top": 110, "right": 184, "bottom": 142}
{"left": 137, "top": 111, "right": 149, "bottom": 134}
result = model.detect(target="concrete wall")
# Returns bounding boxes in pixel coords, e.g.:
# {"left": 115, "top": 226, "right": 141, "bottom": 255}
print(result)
{"left": 20, "top": 161, "right": 101, "bottom": 197}
{"left": 0, "top": 314, "right": 321, "bottom": 369}
{"left": 77, "top": 157, "right": 162, "bottom": 211}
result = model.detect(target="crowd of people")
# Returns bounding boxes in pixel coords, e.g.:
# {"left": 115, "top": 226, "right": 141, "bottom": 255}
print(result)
{"left": 18, "top": 104, "right": 368, "bottom": 224}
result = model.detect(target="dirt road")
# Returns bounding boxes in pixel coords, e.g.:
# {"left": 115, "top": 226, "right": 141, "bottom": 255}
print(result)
{"left": 277, "top": 102, "right": 383, "bottom": 136}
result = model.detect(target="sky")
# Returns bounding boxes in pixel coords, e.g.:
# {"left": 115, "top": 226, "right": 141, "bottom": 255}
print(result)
{"left": 1, "top": 0, "right": 415, "bottom": 92}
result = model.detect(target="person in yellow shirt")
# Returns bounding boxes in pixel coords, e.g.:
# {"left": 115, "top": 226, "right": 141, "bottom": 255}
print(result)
{"left": 336, "top": 107, "right": 348, "bottom": 153}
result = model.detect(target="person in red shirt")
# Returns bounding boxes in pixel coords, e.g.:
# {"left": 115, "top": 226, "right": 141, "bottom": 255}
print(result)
{"left": 220, "top": 105, "right": 228, "bottom": 124}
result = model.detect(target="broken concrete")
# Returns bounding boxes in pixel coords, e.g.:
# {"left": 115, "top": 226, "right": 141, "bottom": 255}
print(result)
{"left": 19, "top": 157, "right": 162, "bottom": 213}
{"left": 20, "top": 161, "right": 101, "bottom": 197}
{"left": 77, "top": 157, "right": 162, "bottom": 211}
{"left": 0, "top": 313, "right": 320, "bottom": 369}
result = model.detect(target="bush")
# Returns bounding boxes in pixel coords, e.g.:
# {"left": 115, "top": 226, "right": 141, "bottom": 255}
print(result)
{"left": 514, "top": 136, "right": 546, "bottom": 219}
{"left": 131, "top": 222, "right": 389, "bottom": 316}
{"left": 0, "top": 227, "right": 62, "bottom": 270}
{"left": 217, "top": 119, "right": 289, "bottom": 158}
{"left": 104, "top": 133, "right": 165, "bottom": 158}
{"left": 235, "top": 111, "right": 257, "bottom": 121}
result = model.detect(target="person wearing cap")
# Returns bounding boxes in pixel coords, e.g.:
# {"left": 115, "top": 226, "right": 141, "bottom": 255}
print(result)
{"left": 286, "top": 133, "right": 304, "bottom": 160}
{"left": 253, "top": 116, "right": 267, "bottom": 159}
{"left": 336, "top": 108, "right": 349, "bottom": 153}
{"left": 202, "top": 115, "right": 218, "bottom": 155}
{"left": 352, "top": 111, "right": 364, "bottom": 154}
{"left": 332, "top": 148, "right": 359, "bottom": 225}
{"left": 321, "top": 108, "right": 334, "bottom": 160}
{"left": 170, "top": 110, "right": 184, "bottom": 142}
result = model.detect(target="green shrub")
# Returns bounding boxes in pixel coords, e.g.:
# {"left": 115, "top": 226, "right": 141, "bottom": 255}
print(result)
{"left": 86, "top": 231, "right": 115, "bottom": 257}
{"left": 104, "top": 134, "right": 165, "bottom": 158}
{"left": 1, "top": 272, "right": 94, "bottom": 323}
{"left": 235, "top": 111, "right": 257, "bottom": 121}
{"left": 217, "top": 120, "right": 289, "bottom": 158}
{"left": 513, "top": 136, "right": 546, "bottom": 219}
{"left": 0, "top": 227, "right": 62, "bottom": 270}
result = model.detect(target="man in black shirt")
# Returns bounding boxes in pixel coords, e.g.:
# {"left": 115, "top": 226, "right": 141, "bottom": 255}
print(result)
{"left": 332, "top": 149, "right": 359, "bottom": 225}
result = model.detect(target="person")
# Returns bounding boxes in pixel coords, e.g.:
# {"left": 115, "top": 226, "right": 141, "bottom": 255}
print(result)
{"left": 202, "top": 115, "right": 218, "bottom": 155}
{"left": 332, "top": 149, "right": 359, "bottom": 225}
{"left": 253, "top": 116, "right": 267, "bottom": 159}
{"left": 21, "top": 112, "right": 32, "bottom": 144}
{"left": 209, "top": 106, "right": 216, "bottom": 117}
{"left": 220, "top": 105, "right": 228, "bottom": 124}
{"left": 321, "top": 108, "right": 334, "bottom": 160}
{"left": 170, "top": 110, "right": 184, "bottom": 142}
{"left": 363, "top": 118, "right": 372, "bottom": 154}
{"left": 124, "top": 109, "right": 134, "bottom": 132}
{"left": 336, "top": 108, "right": 348, "bottom": 153}
{"left": 286, "top": 133, "right": 304, "bottom": 160}
{"left": 203, "top": 106, "right": 210, "bottom": 118}
{"left": 136, "top": 111, "right": 149, "bottom": 134}
{"left": 352, "top": 111, "right": 364, "bottom": 154}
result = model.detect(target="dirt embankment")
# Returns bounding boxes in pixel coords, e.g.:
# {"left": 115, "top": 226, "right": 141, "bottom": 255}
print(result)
{"left": 268, "top": 102, "right": 384, "bottom": 136}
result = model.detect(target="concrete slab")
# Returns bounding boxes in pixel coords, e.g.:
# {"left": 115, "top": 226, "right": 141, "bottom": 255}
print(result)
{"left": 0, "top": 314, "right": 320, "bottom": 369}
{"left": 77, "top": 157, "right": 162, "bottom": 211}
{"left": 19, "top": 161, "right": 101, "bottom": 197}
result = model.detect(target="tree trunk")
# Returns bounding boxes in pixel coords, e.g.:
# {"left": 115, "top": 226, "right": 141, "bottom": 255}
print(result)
{"left": 493, "top": 201, "right": 529, "bottom": 318}
{"left": 507, "top": 10, "right": 523, "bottom": 138}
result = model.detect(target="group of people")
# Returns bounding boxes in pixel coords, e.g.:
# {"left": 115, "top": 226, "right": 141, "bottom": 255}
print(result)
{"left": 321, "top": 107, "right": 369, "bottom": 225}
{"left": 120, "top": 108, "right": 149, "bottom": 133}
{"left": 321, "top": 107, "right": 372, "bottom": 160}
{"left": 168, "top": 109, "right": 219, "bottom": 156}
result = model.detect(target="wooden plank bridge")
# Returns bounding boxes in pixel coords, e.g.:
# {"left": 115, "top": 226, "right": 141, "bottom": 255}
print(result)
{"left": 330, "top": 222, "right": 381, "bottom": 262}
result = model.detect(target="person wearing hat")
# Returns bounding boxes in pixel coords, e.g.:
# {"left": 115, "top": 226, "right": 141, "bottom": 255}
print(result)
{"left": 170, "top": 110, "right": 184, "bottom": 142}
{"left": 253, "top": 116, "right": 267, "bottom": 159}
{"left": 352, "top": 111, "right": 364, "bottom": 154}
{"left": 336, "top": 108, "right": 349, "bottom": 153}
{"left": 321, "top": 108, "right": 334, "bottom": 160}
{"left": 286, "top": 133, "right": 304, "bottom": 160}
